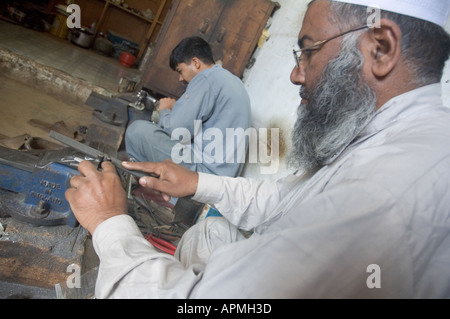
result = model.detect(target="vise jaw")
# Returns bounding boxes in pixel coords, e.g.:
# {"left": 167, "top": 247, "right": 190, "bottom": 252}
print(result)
{"left": 0, "top": 146, "right": 80, "bottom": 228}
{"left": 85, "top": 91, "right": 155, "bottom": 128}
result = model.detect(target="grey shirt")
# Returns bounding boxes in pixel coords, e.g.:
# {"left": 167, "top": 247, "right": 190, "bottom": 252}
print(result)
{"left": 158, "top": 64, "right": 251, "bottom": 177}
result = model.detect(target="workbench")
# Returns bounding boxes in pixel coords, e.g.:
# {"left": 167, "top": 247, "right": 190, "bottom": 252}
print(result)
{"left": 0, "top": 215, "right": 98, "bottom": 299}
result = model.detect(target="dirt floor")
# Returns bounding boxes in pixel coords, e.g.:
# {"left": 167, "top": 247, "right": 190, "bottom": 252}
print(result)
{"left": 0, "top": 74, "right": 94, "bottom": 142}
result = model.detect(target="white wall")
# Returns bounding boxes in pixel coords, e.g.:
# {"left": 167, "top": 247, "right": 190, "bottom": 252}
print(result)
{"left": 442, "top": 17, "right": 450, "bottom": 107}
{"left": 241, "top": 0, "right": 450, "bottom": 181}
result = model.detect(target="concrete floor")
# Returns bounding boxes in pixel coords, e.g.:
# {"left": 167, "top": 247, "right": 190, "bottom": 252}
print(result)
{"left": 0, "top": 19, "right": 141, "bottom": 94}
{"left": 0, "top": 18, "right": 135, "bottom": 149}
{"left": 0, "top": 74, "right": 94, "bottom": 142}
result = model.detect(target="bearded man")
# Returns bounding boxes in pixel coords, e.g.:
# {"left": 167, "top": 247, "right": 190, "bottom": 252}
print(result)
{"left": 66, "top": 0, "right": 450, "bottom": 298}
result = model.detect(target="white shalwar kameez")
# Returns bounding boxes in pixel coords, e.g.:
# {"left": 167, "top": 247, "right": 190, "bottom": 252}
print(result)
{"left": 93, "top": 84, "right": 450, "bottom": 298}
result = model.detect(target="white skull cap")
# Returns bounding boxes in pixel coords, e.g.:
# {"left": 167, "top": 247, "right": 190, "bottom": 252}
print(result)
{"left": 331, "top": 0, "right": 449, "bottom": 27}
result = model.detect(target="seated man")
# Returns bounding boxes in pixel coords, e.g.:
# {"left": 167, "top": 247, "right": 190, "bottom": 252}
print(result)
{"left": 66, "top": 0, "right": 450, "bottom": 298}
{"left": 125, "top": 36, "right": 251, "bottom": 178}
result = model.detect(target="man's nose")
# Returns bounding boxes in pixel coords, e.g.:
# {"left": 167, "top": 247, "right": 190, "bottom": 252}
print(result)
{"left": 290, "top": 65, "right": 305, "bottom": 86}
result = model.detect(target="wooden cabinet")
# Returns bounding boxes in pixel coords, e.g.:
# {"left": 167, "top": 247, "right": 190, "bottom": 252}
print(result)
{"left": 141, "top": 0, "right": 279, "bottom": 98}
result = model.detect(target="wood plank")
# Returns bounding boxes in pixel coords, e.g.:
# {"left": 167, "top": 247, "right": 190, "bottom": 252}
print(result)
{"left": 0, "top": 217, "right": 92, "bottom": 289}
{"left": 0, "top": 241, "right": 72, "bottom": 289}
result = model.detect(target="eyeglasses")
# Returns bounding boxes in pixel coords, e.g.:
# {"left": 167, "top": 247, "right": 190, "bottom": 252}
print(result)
{"left": 293, "top": 25, "right": 371, "bottom": 67}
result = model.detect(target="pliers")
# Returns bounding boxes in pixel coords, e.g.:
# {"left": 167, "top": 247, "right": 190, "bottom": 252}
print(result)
{"left": 145, "top": 234, "right": 177, "bottom": 256}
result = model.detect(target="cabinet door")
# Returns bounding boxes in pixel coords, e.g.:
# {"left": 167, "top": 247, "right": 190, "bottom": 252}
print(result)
{"left": 209, "top": 0, "right": 277, "bottom": 78}
{"left": 141, "top": 0, "right": 278, "bottom": 98}
{"left": 142, "top": 0, "right": 227, "bottom": 98}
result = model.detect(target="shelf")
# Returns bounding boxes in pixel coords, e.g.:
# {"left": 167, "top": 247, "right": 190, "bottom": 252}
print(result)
{"left": 94, "top": 0, "right": 168, "bottom": 61}
{"left": 104, "top": 0, "right": 160, "bottom": 25}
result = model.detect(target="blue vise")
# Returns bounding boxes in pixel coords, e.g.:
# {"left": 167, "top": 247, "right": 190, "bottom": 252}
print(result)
{"left": 0, "top": 146, "right": 81, "bottom": 228}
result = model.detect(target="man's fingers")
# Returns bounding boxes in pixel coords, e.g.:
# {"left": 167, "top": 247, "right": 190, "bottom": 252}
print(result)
{"left": 122, "top": 161, "right": 156, "bottom": 171}
{"left": 78, "top": 160, "right": 98, "bottom": 176}
{"left": 77, "top": 160, "right": 117, "bottom": 177}
{"left": 122, "top": 160, "right": 197, "bottom": 198}
{"left": 70, "top": 175, "right": 83, "bottom": 189}
{"left": 65, "top": 187, "right": 76, "bottom": 201}
{"left": 123, "top": 161, "right": 161, "bottom": 176}
{"left": 140, "top": 175, "right": 161, "bottom": 187}
{"left": 101, "top": 161, "right": 117, "bottom": 173}
{"left": 161, "top": 193, "right": 171, "bottom": 202}
{"left": 70, "top": 161, "right": 116, "bottom": 190}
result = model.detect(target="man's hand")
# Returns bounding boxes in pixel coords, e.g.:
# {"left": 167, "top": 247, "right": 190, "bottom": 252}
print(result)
{"left": 122, "top": 159, "right": 199, "bottom": 202}
{"left": 65, "top": 161, "right": 127, "bottom": 235}
{"left": 158, "top": 98, "right": 176, "bottom": 111}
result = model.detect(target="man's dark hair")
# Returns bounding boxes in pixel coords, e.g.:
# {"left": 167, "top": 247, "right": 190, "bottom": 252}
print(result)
{"left": 327, "top": 1, "right": 450, "bottom": 86}
{"left": 169, "top": 36, "right": 215, "bottom": 70}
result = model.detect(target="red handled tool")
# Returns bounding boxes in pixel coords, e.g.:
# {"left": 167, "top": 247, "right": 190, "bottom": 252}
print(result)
{"left": 145, "top": 234, "right": 177, "bottom": 256}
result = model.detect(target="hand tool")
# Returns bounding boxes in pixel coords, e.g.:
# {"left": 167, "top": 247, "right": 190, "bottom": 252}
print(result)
{"left": 145, "top": 234, "right": 177, "bottom": 255}
{"left": 49, "top": 131, "right": 159, "bottom": 179}
{"left": 71, "top": 225, "right": 82, "bottom": 252}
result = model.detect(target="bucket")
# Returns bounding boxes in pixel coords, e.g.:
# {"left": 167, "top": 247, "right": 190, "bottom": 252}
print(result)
{"left": 50, "top": 12, "right": 69, "bottom": 39}
{"left": 120, "top": 52, "right": 136, "bottom": 68}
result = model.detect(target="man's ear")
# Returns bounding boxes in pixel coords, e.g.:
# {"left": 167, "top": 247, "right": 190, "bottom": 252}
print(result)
{"left": 367, "top": 18, "right": 403, "bottom": 78}
{"left": 191, "top": 57, "right": 202, "bottom": 70}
